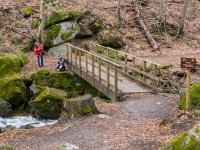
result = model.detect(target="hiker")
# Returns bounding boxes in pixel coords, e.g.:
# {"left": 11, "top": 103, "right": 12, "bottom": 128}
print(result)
{"left": 56, "top": 57, "right": 68, "bottom": 71}
{"left": 34, "top": 42, "right": 44, "bottom": 67}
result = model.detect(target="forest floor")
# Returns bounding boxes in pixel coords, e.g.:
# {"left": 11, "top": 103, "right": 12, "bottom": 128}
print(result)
{"left": 1, "top": 0, "right": 200, "bottom": 149}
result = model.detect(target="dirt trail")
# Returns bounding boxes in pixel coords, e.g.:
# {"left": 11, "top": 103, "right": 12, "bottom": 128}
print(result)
{"left": 0, "top": 93, "right": 199, "bottom": 150}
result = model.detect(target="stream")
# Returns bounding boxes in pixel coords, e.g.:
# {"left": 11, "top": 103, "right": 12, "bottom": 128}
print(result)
{"left": 0, "top": 115, "right": 58, "bottom": 132}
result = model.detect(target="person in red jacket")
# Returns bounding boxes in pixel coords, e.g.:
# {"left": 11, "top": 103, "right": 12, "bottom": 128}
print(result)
{"left": 34, "top": 42, "right": 44, "bottom": 67}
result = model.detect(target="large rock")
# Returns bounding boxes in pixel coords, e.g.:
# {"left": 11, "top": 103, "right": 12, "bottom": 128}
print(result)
{"left": 29, "top": 87, "right": 68, "bottom": 119}
{"left": 44, "top": 21, "right": 80, "bottom": 48}
{"left": 48, "top": 43, "right": 72, "bottom": 56}
{"left": 59, "top": 94, "right": 99, "bottom": 120}
{"left": 179, "top": 82, "right": 200, "bottom": 110}
{"left": 19, "top": 7, "right": 33, "bottom": 18}
{"left": 97, "top": 30, "right": 124, "bottom": 48}
{"left": 0, "top": 101, "right": 12, "bottom": 117}
{"left": 45, "top": 11, "right": 82, "bottom": 28}
{"left": 161, "top": 124, "right": 200, "bottom": 150}
{"left": 76, "top": 26, "right": 93, "bottom": 38}
{"left": 0, "top": 74, "right": 28, "bottom": 108}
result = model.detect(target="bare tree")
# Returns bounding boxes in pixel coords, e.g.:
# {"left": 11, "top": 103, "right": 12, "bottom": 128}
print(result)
{"left": 37, "top": 0, "right": 45, "bottom": 43}
{"left": 116, "top": 0, "right": 122, "bottom": 27}
{"left": 179, "top": 0, "right": 189, "bottom": 35}
{"left": 158, "top": 0, "right": 163, "bottom": 23}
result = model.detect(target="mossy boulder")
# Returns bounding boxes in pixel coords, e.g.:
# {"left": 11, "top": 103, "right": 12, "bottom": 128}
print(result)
{"left": 0, "top": 74, "right": 28, "bottom": 108}
{"left": 97, "top": 30, "right": 124, "bottom": 48}
{"left": 29, "top": 87, "right": 68, "bottom": 119}
{"left": 44, "top": 21, "right": 80, "bottom": 48}
{"left": 48, "top": 43, "right": 72, "bottom": 56}
{"left": 0, "top": 144, "right": 15, "bottom": 150}
{"left": 0, "top": 101, "right": 12, "bottom": 117}
{"left": 19, "top": 7, "right": 33, "bottom": 18}
{"left": 179, "top": 82, "right": 200, "bottom": 110}
{"left": 0, "top": 55, "right": 21, "bottom": 78}
{"left": 89, "top": 20, "right": 105, "bottom": 34}
{"left": 16, "top": 52, "right": 29, "bottom": 66}
{"left": 161, "top": 124, "right": 200, "bottom": 150}
{"left": 30, "top": 70, "right": 108, "bottom": 99}
{"left": 45, "top": 11, "right": 82, "bottom": 28}
{"left": 59, "top": 94, "right": 99, "bottom": 120}
{"left": 76, "top": 26, "right": 93, "bottom": 39}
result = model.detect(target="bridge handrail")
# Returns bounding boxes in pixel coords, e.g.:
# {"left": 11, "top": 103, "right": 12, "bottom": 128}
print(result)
{"left": 88, "top": 42, "right": 161, "bottom": 91}
{"left": 66, "top": 43, "right": 122, "bottom": 101}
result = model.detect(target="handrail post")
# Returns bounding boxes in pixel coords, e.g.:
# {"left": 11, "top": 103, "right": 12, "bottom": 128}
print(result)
{"left": 70, "top": 45, "right": 72, "bottom": 64}
{"left": 114, "top": 65, "right": 118, "bottom": 102}
{"left": 75, "top": 49, "right": 77, "bottom": 66}
{"left": 125, "top": 54, "right": 127, "bottom": 73}
{"left": 143, "top": 60, "right": 146, "bottom": 81}
{"left": 115, "top": 51, "right": 118, "bottom": 61}
{"left": 79, "top": 50, "right": 82, "bottom": 77}
{"left": 86, "top": 52, "right": 88, "bottom": 73}
{"left": 153, "top": 64, "right": 158, "bottom": 85}
{"left": 132, "top": 56, "right": 135, "bottom": 76}
{"left": 92, "top": 55, "right": 95, "bottom": 86}
{"left": 106, "top": 62, "right": 109, "bottom": 87}
{"left": 98, "top": 58, "right": 101, "bottom": 82}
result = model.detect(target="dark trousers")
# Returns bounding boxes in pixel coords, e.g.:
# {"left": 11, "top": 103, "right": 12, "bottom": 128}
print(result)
{"left": 37, "top": 53, "right": 44, "bottom": 67}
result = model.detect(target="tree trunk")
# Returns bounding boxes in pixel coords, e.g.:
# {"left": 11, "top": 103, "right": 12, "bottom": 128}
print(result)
{"left": 158, "top": 0, "right": 163, "bottom": 22}
{"left": 37, "top": 0, "right": 45, "bottom": 43}
{"left": 135, "top": 3, "right": 159, "bottom": 51}
{"left": 179, "top": 0, "right": 189, "bottom": 35}
{"left": 117, "top": 0, "right": 122, "bottom": 27}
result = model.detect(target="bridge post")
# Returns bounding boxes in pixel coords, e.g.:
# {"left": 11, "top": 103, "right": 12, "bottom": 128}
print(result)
{"left": 98, "top": 58, "right": 101, "bottom": 82}
{"left": 114, "top": 65, "right": 118, "bottom": 102}
{"left": 106, "top": 62, "right": 109, "bottom": 87}
{"left": 79, "top": 50, "right": 82, "bottom": 77}
{"left": 92, "top": 55, "right": 95, "bottom": 86}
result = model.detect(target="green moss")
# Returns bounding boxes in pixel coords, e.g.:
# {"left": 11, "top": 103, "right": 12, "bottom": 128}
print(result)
{"left": 185, "top": 135, "right": 200, "bottom": 150}
{"left": 45, "top": 11, "right": 82, "bottom": 27}
{"left": 180, "top": 83, "right": 200, "bottom": 110}
{"left": 20, "top": 42, "right": 34, "bottom": 52}
{"left": 0, "top": 74, "right": 28, "bottom": 107}
{"left": 31, "top": 19, "right": 39, "bottom": 29}
{"left": 55, "top": 4, "right": 70, "bottom": 9}
{"left": 61, "top": 33, "right": 73, "bottom": 41}
{"left": 171, "top": 132, "right": 188, "bottom": 150}
{"left": 0, "top": 55, "right": 21, "bottom": 78}
{"left": 169, "top": 25, "right": 180, "bottom": 36}
{"left": 44, "top": 24, "right": 61, "bottom": 47}
{"left": 126, "top": 34, "right": 135, "bottom": 41}
{"left": 11, "top": 37, "right": 22, "bottom": 45}
{"left": 19, "top": 7, "right": 33, "bottom": 18}
{"left": 0, "top": 144, "right": 15, "bottom": 150}
{"left": 0, "top": 127, "right": 2, "bottom": 133}
{"left": 16, "top": 51, "right": 29, "bottom": 66}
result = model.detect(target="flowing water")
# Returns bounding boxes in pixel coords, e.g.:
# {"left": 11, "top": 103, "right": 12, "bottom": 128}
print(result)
{"left": 0, "top": 115, "right": 58, "bottom": 132}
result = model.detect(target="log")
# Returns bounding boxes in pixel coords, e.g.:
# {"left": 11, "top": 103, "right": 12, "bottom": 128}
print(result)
{"left": 59, "top": 94, "right": 99, "bottom": 120}
{"left": 135, "top": 4, "right": 159, "bottom": 51}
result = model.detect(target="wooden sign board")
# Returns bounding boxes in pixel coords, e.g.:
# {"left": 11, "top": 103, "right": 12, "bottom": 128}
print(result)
{"left": 181, "top": 58, "right": 196, "bottom": 69}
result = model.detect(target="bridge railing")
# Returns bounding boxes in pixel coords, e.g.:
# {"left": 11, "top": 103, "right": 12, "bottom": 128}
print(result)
{"left": 87, "top": 42, "right": 161, "bottom": 91}
{"left": 66, "top": 43, "right": 122, "bottom": 101}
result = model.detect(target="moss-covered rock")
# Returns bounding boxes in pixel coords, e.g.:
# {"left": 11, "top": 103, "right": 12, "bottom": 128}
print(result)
{"left": 0, "top": 144, "right": 15, "bottom": 150}
{"left": 48, "top": 43, "right": 71, "bottom": 56}
{"left": 0, "top": 74, "right": 28, "bottom": 108}
{"left": 31, "top": 19, "right": 39, "bottom": 29}
{"left": 45, "top": 11, "right": 82, "bottom": 27}
{"left": 89, "top": 20, "right": 105, "bottom": 34}
{"left": 0, "top": 54, "right": 21, "bottom": 78}
{"left": 76, "top": 26, "right": 93, "bottom": 39}
{"left": 59, "top": 94, "right": 99, "bottom": 120}
{"left": 44, "top": 21, "right": 80, "bottom": 48}
{"left": 97, "top": 30, "right": 124, "bottom": 48}
{"left": 16, "top": 51, "right": 29, "bottom": 66}
{"left": 161, "top": 124, "right": 200, "bottom": 150}
{"left": 0, "top": 101, "right": 12, "bottom": 117}
{"left": 29, "top": 87, "right": 68, "bottom": 119}
{"left": 30, "top": 71, "right": 108, "bottom": 99}
{"left": 179, "top": 82, "right": 200, "bottom": 110}
{"left": 19, "top": 7, "right": 33, "bottom": 18}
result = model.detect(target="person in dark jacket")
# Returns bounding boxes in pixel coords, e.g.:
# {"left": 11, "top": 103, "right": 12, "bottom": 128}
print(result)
{"left": 34, "top": 42, "right": 44, "bottom": 67}
{"left": 57, "top": 57, "right": 68, "bottom": 71}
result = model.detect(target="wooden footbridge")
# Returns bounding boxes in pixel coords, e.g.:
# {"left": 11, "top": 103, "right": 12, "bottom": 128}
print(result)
{"left": 65, "top": 42, "right": 161, "bottom": 101}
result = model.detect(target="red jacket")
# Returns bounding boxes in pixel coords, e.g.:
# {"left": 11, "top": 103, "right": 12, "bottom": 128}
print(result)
{"left": 34, "top": 45, "right": 43, "bottom": 56}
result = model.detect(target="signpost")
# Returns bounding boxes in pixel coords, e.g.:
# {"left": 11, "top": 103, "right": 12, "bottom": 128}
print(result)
{"left": 181, "top": 58, "right": 196, "bottom": 110}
